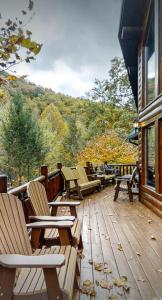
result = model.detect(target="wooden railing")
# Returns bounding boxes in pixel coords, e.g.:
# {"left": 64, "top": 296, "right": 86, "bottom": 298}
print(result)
{"left": 0, "top": 161, "right": 137, "bottom": 221}
{"left": 106, "top": 164, "right": 137, "bottom": 176}
{"left": 85, "top": 162, "right": 137, "bottom": 177}
{"left": 0, "top": 165, "right": 64, "bottom": 222}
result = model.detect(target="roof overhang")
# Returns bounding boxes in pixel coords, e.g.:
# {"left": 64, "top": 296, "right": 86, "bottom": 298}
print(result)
{"left": 118, "top": 0, "right": 148, "bottom": 109}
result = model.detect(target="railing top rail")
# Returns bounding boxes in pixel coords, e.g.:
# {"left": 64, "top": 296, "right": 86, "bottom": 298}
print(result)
{"left": 8, "top": 175, "right": 45, "bottom": 196}
{"left": 48, "top": 169, "right": 60, "bottom": 179}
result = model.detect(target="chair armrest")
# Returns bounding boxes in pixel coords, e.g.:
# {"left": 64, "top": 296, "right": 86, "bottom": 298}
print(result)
{"left": 29, "top": 216, "right": 75, "bottom": 222}
{"left": 48, "top": 201, "right": 80, "bottom": 207}
{"left": 66, "top": 177, "right": 79, "bottom": 181}
{"left": 116, "top": 177, "right": 130, "bottom": 182}
{"left": 0, "top": 254, "right": 65, "bottom": 268}
{"left": 26, "top": 220, "right": 73, "bottom": 229}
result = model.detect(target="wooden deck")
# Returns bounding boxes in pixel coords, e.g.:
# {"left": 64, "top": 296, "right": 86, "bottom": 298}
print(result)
{"left": 73, "top": 186, "right": 162, "bottom": 300}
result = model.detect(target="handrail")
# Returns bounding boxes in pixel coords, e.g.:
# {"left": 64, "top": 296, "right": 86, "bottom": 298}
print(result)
{"left": 8, "top": 175, "right": 45, "bottom": 196}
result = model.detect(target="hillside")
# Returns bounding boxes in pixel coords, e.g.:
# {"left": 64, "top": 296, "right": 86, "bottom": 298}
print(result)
{"left": 0, "top": 74, "right": 137, "bottom": 184}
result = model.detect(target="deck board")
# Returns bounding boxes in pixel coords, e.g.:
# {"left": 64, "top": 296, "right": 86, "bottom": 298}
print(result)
{"left": 73, "top": 186, "right": 162, "bottom": 300}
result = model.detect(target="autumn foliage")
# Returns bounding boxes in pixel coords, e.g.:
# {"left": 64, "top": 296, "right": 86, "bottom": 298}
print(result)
{"left": 77, "top": 131, "right": 138, "bottom": 164}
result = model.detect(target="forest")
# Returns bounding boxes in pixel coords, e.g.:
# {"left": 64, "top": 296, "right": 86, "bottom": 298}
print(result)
{"left": 0, "top": 57, "right": 138, "bottom": 186}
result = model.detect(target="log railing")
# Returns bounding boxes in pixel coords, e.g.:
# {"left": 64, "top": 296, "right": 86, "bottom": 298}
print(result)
{"left": 0, "top": 165, "right": 64, "bottom": 222}
{"left": 0, "top": 161, "right": 137, "bottom": 221}
{"left": 85, "top": 162, "right": 137, "bottom": 177}
{"left": 106, "top": 164, "right": 137, "bottom": 176}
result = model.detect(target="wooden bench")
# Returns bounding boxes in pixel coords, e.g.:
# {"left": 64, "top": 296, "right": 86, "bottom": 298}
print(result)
{"left": 0, "top": 193, "right": 78, "bottom": 300}
{"left": 61, "top": 166, "right": 101, "bottom": 200}
{"left": 27, "top": 181, "right": 83, "bottom": 249}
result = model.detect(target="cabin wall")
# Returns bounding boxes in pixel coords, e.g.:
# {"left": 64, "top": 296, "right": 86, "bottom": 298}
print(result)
{"left": 138, "top": 0, "right": 162, "bottom": 217}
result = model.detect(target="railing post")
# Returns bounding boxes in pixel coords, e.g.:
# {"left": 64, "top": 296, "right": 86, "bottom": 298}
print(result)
{"left": 41, "top": 165, "right": 48, "bottom": 191}
{"left": 0, "top": 175, "right": 7, "bottom": 193}
{"left": 86, "top": 161, "right": 92, "bottom": 175}
{"left": 57, "top": 162, "right": 62, "bottom": 170}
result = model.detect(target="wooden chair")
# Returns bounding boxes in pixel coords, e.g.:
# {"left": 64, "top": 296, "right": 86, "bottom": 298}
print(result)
{"left": 61, "top": 166, "right": 101, "bottom": 200}
{"left": 0, "top": 193, "right": 78, "bottom": 300}
{"left": 113, "top": 167, "right": 139, "bottom": 202}
{"left": 27, "top": 181, "right": 83, "bottom": 249}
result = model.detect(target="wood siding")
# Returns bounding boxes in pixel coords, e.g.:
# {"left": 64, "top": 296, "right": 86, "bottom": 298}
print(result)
{"left": 138, "top": 0, "right": 162, "bottom": 217}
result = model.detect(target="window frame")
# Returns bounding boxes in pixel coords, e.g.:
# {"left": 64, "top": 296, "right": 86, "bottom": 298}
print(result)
{"left": 142, "top": 0, "right": 159, "bottom": 108}
{"left": 145, "top": 122, "right": 156, "bottom": 189}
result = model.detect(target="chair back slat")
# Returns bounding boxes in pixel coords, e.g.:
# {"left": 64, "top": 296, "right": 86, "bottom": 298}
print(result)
{"left": 130, "top": 167, "right": 138, "bottom": 187}
{"left": 0, "top": 194, "right": 32, "bottom": 255}
{"left": 27, "top": 181, "right": 50, "bottom": 216}
{"left": 76, "top": 166, "right": 88, "bottom": 184}
{"left": 61, "top": 166, "right": 77, "bottom": 181}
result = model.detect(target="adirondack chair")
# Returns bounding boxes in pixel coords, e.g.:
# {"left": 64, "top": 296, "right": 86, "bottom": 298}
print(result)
{"left": 0, "top": 193, "right": 78, "bottom": 300}
{"left": 27, "top": 181, "right": 83, "bottom": 249}
{"left": 61, "top": 166, "right": 101, "bottom": 200}
{"left": 113, "top": 167, "right": 139, "bottom": 202}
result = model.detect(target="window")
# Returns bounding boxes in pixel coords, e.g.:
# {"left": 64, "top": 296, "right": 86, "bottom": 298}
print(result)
{"left": 145, "top": 3, "right": 156, "bottom": 104}
{"left": 146, "top": 124, "right": 155, "bottom": 188}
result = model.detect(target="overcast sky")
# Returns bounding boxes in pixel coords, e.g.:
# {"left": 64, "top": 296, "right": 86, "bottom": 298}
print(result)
{"left": 1, "top": 0, "right": 122, "bottom": 97}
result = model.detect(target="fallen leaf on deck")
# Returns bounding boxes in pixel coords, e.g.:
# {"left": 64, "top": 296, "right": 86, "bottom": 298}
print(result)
{"left": 123, "top": 284, "right": 130, "bottom": 292}
{"left": 151, "top": 235, "right": 156, "bottom": 240}
{"left": 83, "top": 280, "right": 93, "bottom": 287}
{"left": 113, "top": 276, "right": 127, "bottom": 287}
{"left": 94, "top": 262, "right": 104, "bottom": 271}
{"left": 99, "top": 280, "right": 110, "bottom": 289}
{"left": 88, "top": 259, "right": 93, "bottom": 265}
{"left": 80, "top": 286, "right": 96, "bottom": 297}
{"left": 148, "top": 219, "right": 153, "bottom": 224}
{"left": 117, "top": 243, "right": 123, "bottom": 251}
{"left": 77, "top": 250, "right": 85, "bottom": 259}
{"left": 104, "top": 268, "right": 112, "bottom": 274}
{"left": 95, "top": 280, "right": 99, "bottom": 286}
{"left": 109, "top": 295, "right": 118, "bottom": 300}
{"left": 137, "top": 278, "right": 145, "bottom": 282}
{"left": 136, "top": 252, "right": 141, "bottom": 256}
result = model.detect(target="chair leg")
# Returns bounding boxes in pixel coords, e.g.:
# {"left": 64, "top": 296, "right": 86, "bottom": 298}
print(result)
{"left": 114, "top": 181, "right": 120, "bottom": 201}
{"left": 78, "top": 235, "right": 83, "bottom": 250}
{"left": 127, "top": 182, "right": 133, "bottom": 202}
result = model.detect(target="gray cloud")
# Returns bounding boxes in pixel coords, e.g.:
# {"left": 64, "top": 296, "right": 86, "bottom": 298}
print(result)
{"left": 1, "top": 0, "right": 122, "bottom": 95}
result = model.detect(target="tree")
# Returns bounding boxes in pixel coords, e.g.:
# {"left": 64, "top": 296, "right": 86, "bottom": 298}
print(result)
{"left": 77, "top": 131, "right": 138, "bottom": 164}
{"left": 88, "top": 57, "right": 136, "bottom": 110}
{"left": 0, "top": 0, "right": 42, "bottom": 83}
{"left": 62, "top": 116, "right": 81, "bottom": 166}
{"left": 39, "top": 103, "right": 68, "bottom": 170}
{"left": 1, "top": 93, "right": 44, "bottom": 185}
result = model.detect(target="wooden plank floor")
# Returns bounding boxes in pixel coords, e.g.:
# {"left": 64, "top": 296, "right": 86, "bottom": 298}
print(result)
{"left": 73, "top": 185, "right": 162, "bottom": 300}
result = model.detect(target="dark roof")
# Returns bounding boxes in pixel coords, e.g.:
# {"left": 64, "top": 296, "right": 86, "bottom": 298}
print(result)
{"left": 118, "top": 0, "right": 148, "bottom": 108}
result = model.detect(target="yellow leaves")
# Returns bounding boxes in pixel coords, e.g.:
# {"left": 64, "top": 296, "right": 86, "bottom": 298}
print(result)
{"left": 83, "top": 280, "right": 92, "bottom": 287}
{"left": 7, "top": 75, "right": 17, "bottom": 81}
{"left": 113, "top": 276, "right": 127, "bottom": 287}
{"left": 80, "top": 280, "right": 96, "bottom": 296}
{"left": 117, "top": 243, "right": 123, "bottom": 251}
{"left": 94, "top": 262, "right": 104, "bottom": 272}
{"left": 20, "top": 38, "right": 42, "bottom": 55}
{"left": 8, "top": 35, "right": 20, "bottom": 44}
{"left": 77, "top": 131, "right": 138, "bottom": 164}
{"left": 99, "top": 280, "right": 111, "bottom": 289}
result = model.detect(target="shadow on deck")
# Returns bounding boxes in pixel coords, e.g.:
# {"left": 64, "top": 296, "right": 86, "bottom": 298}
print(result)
{"left": 74, "top": 186, "right": 162, "bottom": 300}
